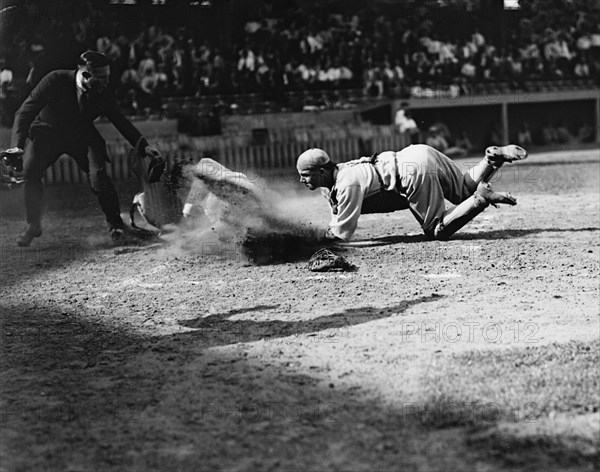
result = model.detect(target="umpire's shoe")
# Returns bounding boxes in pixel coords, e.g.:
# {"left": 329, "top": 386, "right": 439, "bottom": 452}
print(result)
{"left": 485, "top": 144, "right": 527, "bottom": 163}
{"left": 16, "top": 224, "right": 42, "bottom": 247}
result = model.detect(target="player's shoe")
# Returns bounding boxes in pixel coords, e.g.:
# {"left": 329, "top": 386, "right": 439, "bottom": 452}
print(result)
{"left": 485, "top": 144, "right": 527, "bottom": 163}
{"left": 16, "top": 224, "right": 42, "bottom": 247}
{"left": 476, "top": 182, "right": 517, "bottom": 206}
{"left": 111, "top": 228, "right": 125, "bottom": 246}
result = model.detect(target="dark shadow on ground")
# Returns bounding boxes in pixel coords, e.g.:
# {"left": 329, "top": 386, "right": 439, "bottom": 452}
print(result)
{"left": 452, "top": 226, "right": 600, "bottom": 240}
{"left": 511, "top": 159, "right": 599, "bottom": 167}
{"left": 1, "top": 299, "right": 595, "bottom": 471}
{"left": 348, "top": 227, "right": 599, "bottom": 247}
{"left": 175, "top": 296, "right": 440, "bottom": 348}
{"left": 1, "top": 298, "right": 437, "bottom": 471}
{"left": 347, "top": 234, "right": 429, "bottom": 247}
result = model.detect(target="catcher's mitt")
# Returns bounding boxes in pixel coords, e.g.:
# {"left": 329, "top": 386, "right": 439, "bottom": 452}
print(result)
{"left": 1, "top": 149, "right": 24, "bottom": 172}
{"left": 307, "top": 248, "right": 357, "bottom": 272}
{"left": 1, "top": 153, "right": 25, "bottom": 189}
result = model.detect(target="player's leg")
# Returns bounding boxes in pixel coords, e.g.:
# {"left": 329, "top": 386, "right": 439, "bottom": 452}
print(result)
{"left": 433, "top": 193, "right": 488, "bottom": 241}
{"left": 17, "top": 137, "right": 63, "bottom": 246}
{"left": 395, "top": 145, "right": 448, "bottom": 238}
{"left": 407, "top": 144, "right": 471, "bottom": 206}
{"left": 463, "top": 144, "right": 528, "bottom": 193}
{"left": 433, "top": 181, "right": 517, "bottom": 240}
{"left": 405, "top": 175, "right": 447, "bottom": 239}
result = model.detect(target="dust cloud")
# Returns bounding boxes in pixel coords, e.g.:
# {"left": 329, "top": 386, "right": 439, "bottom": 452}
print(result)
{"left": 158, "top": 168, "right": 327, "bottom": 264}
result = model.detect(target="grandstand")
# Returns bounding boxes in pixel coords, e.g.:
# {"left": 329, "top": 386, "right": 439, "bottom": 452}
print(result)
{"left": 1, "top": 0, "right": 598, "bottom": 167}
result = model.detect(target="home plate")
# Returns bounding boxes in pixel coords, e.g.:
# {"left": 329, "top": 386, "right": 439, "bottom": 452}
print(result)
{"left": 421, "top": 272, "right": 462, "bottom": 279}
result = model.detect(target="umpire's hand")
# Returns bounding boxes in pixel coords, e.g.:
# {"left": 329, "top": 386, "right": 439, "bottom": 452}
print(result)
{"left": 1, "top": 147, "right": 24, "bottom": 172}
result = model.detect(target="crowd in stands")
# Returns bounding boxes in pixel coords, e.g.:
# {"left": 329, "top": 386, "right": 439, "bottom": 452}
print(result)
{"left": 0, "top": 0, "right": 599, "bottom": 121}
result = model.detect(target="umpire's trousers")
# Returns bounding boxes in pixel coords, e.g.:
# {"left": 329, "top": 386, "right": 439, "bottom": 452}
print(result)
{"left": 22, "top": 131, "right": 123, "bottom": 230}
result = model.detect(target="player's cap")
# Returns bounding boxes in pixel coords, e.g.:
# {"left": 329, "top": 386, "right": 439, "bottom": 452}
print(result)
{"left": 296, "top": 148, "right": 330, "bottom": 172}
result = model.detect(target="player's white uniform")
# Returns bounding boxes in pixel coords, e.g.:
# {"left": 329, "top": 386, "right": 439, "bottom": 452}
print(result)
{"left": 324, "top": 160, "right": 407, "bottom": 240}
{"left": 326, "top": 144, "right": 499, "bottom": 240}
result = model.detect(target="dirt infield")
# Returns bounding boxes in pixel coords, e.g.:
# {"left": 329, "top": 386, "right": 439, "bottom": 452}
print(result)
{"left": 1, "top": 149, "right": 599, "bottom": 472}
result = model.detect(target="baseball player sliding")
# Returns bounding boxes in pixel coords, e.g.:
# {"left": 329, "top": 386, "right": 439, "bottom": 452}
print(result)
{"left": 297, "top": 143, "right": 527, "bottom": 241}
{"left": 2, "top": 51, "right": 164, "bottom": 247}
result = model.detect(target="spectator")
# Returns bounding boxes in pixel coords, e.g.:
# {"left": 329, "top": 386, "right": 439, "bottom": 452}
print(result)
{"left": 120, "top": 58, "right": 140, "bottom": 92}
{"left": 439, "top": 39, "right": 458, "bottom": 70}
{"left": 297, "top": 59, "right": 317, "bottom": 89}
{"left": 555, "top": 121, "right": 573, "bottom": 144}
{"left": 305, "top": 29, "right": 325, "bottom": 54}
{"left": 520, "top": 39, "right": 543, "bottom": 77}
{"left": 0, "top": 57, "right": 16, "bottom": 125}
{"left": 574, "top": 56, "right": 591, "bottom": 77}
{"left": 577, "top": 121, "right": 594, "bottom": 143}
{"left": 96, "top": 36, "right": 121, "bottom": 64}
{"left": 517, "top": 122, "right": 533, "bottom": 146}
{"left": 576, "top": 32, "right": 592, "bottom": 53}
{"left": 339, "top": 61, "right": 354, "bottom": 83}
{"left": 490, "top": 123, "right": 504, "bottom": 146}
{"left": 139, "top": 67, "right": 161, "bottom": 111}
{"left": 426, "top": 125, "right": 468, "bottom": 158}
{"left": 472, "top": 28, "right": 485, "bottom": 49}
{"left": 461, "top": 60, "right": 477, "bottom": 80}
{"left": 431, "top": 118, "right": 451, "bottom": 143}
{"left": 394, "top": 103, "right": 419, "bottom": 138}
{"left": 255, "top": 54, "right": 272, "bottom": 89}
{"left": 426, "top": 126, "right": 447, "bottom": 150}
{"left": 364, "top": 60, "right": 384, "bottom": 97}
{"left": 455, "top": 129, "right": 474, "bottom": 155}
{"left": 541, "top": 121, "right": 559, "bottom": 145}
{"left": 2, "top": 0, "right": 599, "bottom": 123}
{"left": 237, "top": 46, "right": 257, "bottom": 89}
{"left": 138, "top": 50, "right": 156, "bottom": 78}
{"left": 0, "top": 58, "right": 14, "bottom": 99}
{"left": 591, "top": 24, "right": 600, "bottom": 57}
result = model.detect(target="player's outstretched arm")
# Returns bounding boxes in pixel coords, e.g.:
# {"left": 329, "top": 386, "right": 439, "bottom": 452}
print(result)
{"left": 326, "top": 185, "right": 364, "bottom": 241}
{"left": 11, "top": 72, "right": 56, "bottom": 150}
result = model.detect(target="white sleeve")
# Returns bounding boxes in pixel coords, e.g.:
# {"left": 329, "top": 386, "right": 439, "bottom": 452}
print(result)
{"left": 328, "top": 184, "right": 365, "bottom": 241}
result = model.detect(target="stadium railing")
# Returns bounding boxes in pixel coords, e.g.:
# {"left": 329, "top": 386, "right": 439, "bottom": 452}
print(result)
{"left": 41, "top": 125, "right": 410, "bottom": 185}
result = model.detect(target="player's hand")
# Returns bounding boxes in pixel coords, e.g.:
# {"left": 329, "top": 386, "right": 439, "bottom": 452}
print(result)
{"left": 144, "top": 145, "right": 161, "bottom": 159}
{"left": 1, "top": 147, "right": 24, "bottom": 172}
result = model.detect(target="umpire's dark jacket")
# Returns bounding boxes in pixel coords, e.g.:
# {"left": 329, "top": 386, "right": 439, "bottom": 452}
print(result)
{"left": 11, "top": 69, "right": 147, "bottom": 171}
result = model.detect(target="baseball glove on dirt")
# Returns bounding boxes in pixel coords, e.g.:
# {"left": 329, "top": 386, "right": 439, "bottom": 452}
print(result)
{"left": 307, "top": 248, "right": 357, "bottom": 272}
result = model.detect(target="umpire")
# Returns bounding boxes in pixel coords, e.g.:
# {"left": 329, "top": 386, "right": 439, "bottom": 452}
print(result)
{"left": 3, "top": 51, "right": 163, "bottom": 246}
